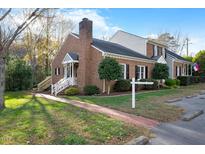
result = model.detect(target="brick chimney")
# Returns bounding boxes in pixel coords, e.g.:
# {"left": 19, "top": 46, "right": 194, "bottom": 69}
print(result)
{"left": 77, "top": 18, "right": 93, "bottom": 91}
{"left": 79, "top": 18, "right": 93, "bottom": 44}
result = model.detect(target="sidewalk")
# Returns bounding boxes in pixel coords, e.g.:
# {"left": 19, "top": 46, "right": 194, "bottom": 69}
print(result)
{"left": 36, "top": 93, "right": 159, "bottom": 128}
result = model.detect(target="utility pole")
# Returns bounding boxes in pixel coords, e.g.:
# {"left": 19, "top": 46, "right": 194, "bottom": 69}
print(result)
{"left": 186, "top": 37, "right": 189, "bottom": 56}
{"left": 185, "top": 37, "right": 192, "bottom": 56}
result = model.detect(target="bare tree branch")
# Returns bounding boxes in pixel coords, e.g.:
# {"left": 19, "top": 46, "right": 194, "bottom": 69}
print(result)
{"left": 4, "top": 8, "right": 48, "bottom": 50}
{"left": 0, "top": 8, "right": 11, "bottom": 21}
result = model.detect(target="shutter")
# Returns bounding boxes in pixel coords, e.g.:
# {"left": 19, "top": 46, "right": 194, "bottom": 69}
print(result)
{"left": 135, "top": 65, "right": 138, "bottom": 79}
{"left": 126, "top": 64, "right": 129, "bottom": 79}
{"left": 145, "top": 66, "right": 148, "bottom": 79}
{"left": 55, "top": 68, "right": 57, "bottom": 75}
{"left": 176, "top": 66, "right": 177, "bottom": 76}
{"left": 58, "top": 67, "right": 60, "bottom": 75}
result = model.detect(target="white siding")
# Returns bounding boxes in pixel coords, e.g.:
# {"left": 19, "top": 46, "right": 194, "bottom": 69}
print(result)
{"left": 110, "top": 31, "right": 147, "bottom": 56}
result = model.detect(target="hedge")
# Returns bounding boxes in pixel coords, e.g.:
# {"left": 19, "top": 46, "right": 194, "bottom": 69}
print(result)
{"left": 165, "top": 79, "right": 176, "bottom": 86}
{"left": 113, "top": 79, "right": 131, "bottom": 92}
{"left": 64, "top": 87, "right": 80, "bottom": 96}
{"left": 83, "top": 85, "right": 100, "bottom": 95}
{"left": 177, "top": 76, "right": 205, "bottom": 86}
{"left": 177, "top": 76, "right": 191, "bottom": 86}
{"left": 140, "top": 79, "right": 159, "bottom": 90}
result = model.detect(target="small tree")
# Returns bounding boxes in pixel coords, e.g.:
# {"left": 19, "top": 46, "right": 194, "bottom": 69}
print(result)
{"left": 152, "top": 63, "right": 169, "bottom": 79}
{"left": 98, "top": 57, "right": 122, "bottom": 95}
{"left": 6, "top": 58, "right": 32, "bottom": 91}
{"left": 193, "top": 50, "right": 205, "bottom": 76}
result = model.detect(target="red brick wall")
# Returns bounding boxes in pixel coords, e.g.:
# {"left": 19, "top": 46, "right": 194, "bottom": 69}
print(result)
{"left": 146, "top": 43, "right": 154, "bottom": 58}
{"left": 106, "top": 58, "right": 155, "bottom": 91}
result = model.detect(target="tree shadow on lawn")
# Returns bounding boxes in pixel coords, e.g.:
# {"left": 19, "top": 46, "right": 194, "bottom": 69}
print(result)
{"left": 29, "top": 95, "right": 88, "bottom": 145}
{"left": 0, "top": 94, "right": 86, "bottom": 145}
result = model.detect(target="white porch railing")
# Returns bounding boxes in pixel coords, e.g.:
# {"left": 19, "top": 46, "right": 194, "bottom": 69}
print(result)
{"left": 51, "top": 77, "right": 77, "bottom": 96}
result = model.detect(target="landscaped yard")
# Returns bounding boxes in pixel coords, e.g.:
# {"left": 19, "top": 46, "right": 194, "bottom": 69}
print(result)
{"left": 65, "top": 83, "right": 205, "bottom": 122}
{"left": 0, "top": 92, "right": 150, "bottom": 145}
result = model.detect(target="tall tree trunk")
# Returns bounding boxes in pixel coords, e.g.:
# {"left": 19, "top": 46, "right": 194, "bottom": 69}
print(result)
{"left": 0, "top": 51, "right": 5, "bottom": 110}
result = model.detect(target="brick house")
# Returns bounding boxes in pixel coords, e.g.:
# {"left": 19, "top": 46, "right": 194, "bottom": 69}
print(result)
{"left": 51, "top": 18, "right": 192, "bottom": 95}
{"left": 110, "top": 30, "right": 192, "bottom": 79}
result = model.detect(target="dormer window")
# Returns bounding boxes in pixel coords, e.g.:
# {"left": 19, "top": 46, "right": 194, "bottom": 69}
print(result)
{"left": 157, "top": 46, "right": 162, "bottom": 56}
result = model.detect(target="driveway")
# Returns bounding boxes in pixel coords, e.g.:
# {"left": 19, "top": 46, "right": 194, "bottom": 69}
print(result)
{"left": 149, "top": 93, "right": 205, "bottom": 145}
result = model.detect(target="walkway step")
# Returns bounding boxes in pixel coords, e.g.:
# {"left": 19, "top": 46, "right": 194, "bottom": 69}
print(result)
{"left": 182, "top": 110, "right": 204, "bottom": 121}
{"left": 36, "top": 93, "right": 159, "bottom": 128}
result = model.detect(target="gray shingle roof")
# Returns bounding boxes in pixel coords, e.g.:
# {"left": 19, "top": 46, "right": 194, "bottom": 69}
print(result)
{"left": 92, "top": 38, "right": 151, "bottom": 60}
{"left": 165, "top": 49, "right": 191, "bottom": 62}
{"left": 72, "top": 33, "right": 152, "bottom": 60}
{"left": 151, "top": 55, "right": 161, "bottom": 61}
{"left": 68, "top": 52, "right": 79, "bottom": 60}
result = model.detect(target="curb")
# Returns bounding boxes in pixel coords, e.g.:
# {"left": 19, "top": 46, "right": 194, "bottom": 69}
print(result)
{"left": 182, "top": 110, "right": 204, "bottom": 121}
{"left": 166, "top": 98, "right": 182, "bottom": 103}
{"left": 126, "top": 136, "right": 149, "bottom": 145}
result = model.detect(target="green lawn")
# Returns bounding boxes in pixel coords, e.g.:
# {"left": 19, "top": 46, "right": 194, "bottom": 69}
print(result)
{"left": 65, "top": 83, "right": 205, "bottom": 122}
{"left": 0, "top": 92, "right": 149, "bottom": 145}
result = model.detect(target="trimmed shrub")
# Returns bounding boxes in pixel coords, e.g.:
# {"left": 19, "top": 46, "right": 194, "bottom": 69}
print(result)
{"left": 165, "top": 79, "right": 176, "bottom": 86}
{"left": 177, "top": 76, "right": 191, "bottom": 86}
{"left": 140, "top": 79, "right": 159, "bottom": 90}
{"left": 152, "top": 63, "right": 169, "bottom": 79}
{"left": 199, "top": 76, "right": 205, "bottom": 82}
{"left": 113, "top": 79, "right": 131, "bottom": 92}
{"left": 64, "top": 87, "right": 80, "bottom": 96}
{"left": 84, "top": 85, "right": 100, "bottom": 95}
{"left": 190, "top": 76, "right": 200, "bottom": 84}
{"left": 176, "top": 79, "right": 181, "bottom": 86}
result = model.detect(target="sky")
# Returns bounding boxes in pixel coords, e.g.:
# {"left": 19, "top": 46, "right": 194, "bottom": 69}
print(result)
{"left": 59, "top": 8, "right": 205, "bottom": 56}
{"left": 7, "top": 8, "right": 205, "bottom": 56}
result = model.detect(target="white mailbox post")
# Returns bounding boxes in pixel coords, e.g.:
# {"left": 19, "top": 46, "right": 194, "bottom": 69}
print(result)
{"left": 131, "top": 78, "right": 154, "bottom": 108}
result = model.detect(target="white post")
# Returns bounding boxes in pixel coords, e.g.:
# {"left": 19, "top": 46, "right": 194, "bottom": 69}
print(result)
{"left": 51, "top": 84, "right": 53, "bottom": 95}
{"left": 190, "top": 64, "right": 193, "bottom": 76}
{"left": 132, "top": 78, "right": 135, "bottom": 109}
{"left": 64, "top": 64, "right": 67, "bottom": 79}
{"left": 72, "top": 63, "right": 74, "bottom": 78}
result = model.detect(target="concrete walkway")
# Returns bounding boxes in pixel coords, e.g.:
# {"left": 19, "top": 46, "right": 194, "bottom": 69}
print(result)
{"left": 36, "top": 93, "right": 159, "bottom": 128}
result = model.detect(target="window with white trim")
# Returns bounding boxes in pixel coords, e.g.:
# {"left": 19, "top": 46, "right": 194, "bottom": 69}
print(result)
{"left": 135, "top": 65, "right": 146, "bottom": 80}
{"left": 55, "top": 67, "right": 60, "bottom": 76}
{"left": 120, "top": 63, "right": 126, "bottom": 79}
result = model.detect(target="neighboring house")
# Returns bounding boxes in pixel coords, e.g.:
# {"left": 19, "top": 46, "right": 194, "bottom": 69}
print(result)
{"left": 51, "top": 18, "right": 192, "bottom": 95}
{"left": 51, "top": 18, "right": 156, "bottom": 95}
{"left": 110, "top": 30, "right": 192, "bottom": 79}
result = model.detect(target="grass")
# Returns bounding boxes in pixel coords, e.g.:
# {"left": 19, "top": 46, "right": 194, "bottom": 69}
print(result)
{"left": 0, "top": 91, "right": 150, "bottom": 145}
{"left": 65, "top": 83, "right": 205, "bottom": 122}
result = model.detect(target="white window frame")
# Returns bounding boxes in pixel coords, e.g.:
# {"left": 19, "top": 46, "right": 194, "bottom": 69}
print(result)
{"left": 137, "top": 65, "right": 146, "bottom": 80}
{"left": 55, "top": 67, "right": 60, "bottom": 76}
{"left": 120, "top": 63, "right": 127, "bottom": 79}
{"left": 154, "top": 45, "right": 158, "bottom": 56}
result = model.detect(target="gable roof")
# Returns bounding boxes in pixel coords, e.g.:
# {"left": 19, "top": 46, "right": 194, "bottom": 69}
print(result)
{"left": 110, "top": 30, "right": 147, "bottom": 40}
{"left": 69, "top": 52, "right": 79, "bottom": 60}
{"left": 165, "top": 49, "right": 191, "bottom": 62}
{"left": 62, "top": 52, "right": 79, "bottom": 64}
{"left": 72, "top": 33, "right": 152, "bottom": 61}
